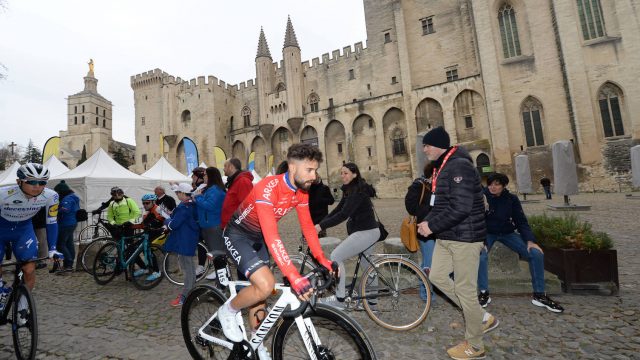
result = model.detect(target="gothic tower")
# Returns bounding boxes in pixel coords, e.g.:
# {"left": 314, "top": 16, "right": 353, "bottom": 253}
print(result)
{"left": 282, "top": 17, "right": 304, "bottom": 128}
{"left": 255, "top": 28, "right": 273, "bottom": 126}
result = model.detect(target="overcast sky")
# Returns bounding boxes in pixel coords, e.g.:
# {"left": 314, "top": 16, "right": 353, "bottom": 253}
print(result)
{"left": 0, "top": 0, "right": 367, "bottom": 151}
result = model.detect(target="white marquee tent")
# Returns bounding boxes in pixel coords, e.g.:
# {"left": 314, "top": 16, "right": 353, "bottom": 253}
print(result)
{"left": 43, "top": 155, "right": 70, "bottom": 178}
{"left": 49, "top": 148, "right": 156, "bottom": 211}
{"left": 0, "top": 161, "right": 21, "bottom": 186}
{"left": 142, "top": 157, "right": 191, "bottom": 182}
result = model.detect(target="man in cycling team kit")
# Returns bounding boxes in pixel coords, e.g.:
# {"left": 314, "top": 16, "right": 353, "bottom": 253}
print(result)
{"left": 217, "top": 143, "right": 337, "bottom": 345}
{"left": 0, "top": 163, "right": 64, "bottom": 290}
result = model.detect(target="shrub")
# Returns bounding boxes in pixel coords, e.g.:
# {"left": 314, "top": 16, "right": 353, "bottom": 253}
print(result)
{"left": 528, "top": 213, "right": 613, "bottom": 251}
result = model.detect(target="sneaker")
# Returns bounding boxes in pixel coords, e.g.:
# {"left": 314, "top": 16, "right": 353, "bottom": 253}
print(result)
{"left": 532, "top": 293, "right": 564, "bottom": 313}
{"left": 446, "top": 341, "right": 485, "bottom": 360}
{"left": 195, "top": 265, "right": 206, "bottom": 277}
{"left": 146, "top": 272, "right": 161, "bottom": 282}
{"left": 217, "top": 301, "right": 243, "bottom": 342}
{"left": 133, "top": 269, "right": 147, "bottom": 278}
{"left": 205, "top": 270, "right": 217, "bottom": 280}
{"left": 64, "top": 267, "right": 74, "bottom": 273}
{"left": 170, "top": 294, "right": 185, "bottom": 307}
{"left": 257, "top": 342, "right": 272, "bottom": 360}
{"left": 482, "top": 312, "right": 499, "bottom": 334}
{"left": 478, "top": 291, "right": 491, "bottom": 308}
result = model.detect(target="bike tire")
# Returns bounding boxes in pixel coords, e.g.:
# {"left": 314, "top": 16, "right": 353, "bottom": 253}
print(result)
{"left": 359, "top": 257, "right": 431, "bottom": 331}
{"left": 92, "top": 242, "right": 120, "bottom": 285}
{"left": 181, "top": 284, "right": 230, "bottom": 360}
{"left": 272, "top": 303, "right": 376, "bottom": 359}
{"left": 81, "top": 237, "right": 115, "bottom": 274}
{"left": 130, "top": 245, "right": 165, "bottom": 290}
{"left": 77, "top": 224, "right": 110, "bottom": 245}
{"left": 12, "top": 285, "right": 38, "bottom": 360}
{"left": 163, "top": 242, "right": 210, "bottom": 286}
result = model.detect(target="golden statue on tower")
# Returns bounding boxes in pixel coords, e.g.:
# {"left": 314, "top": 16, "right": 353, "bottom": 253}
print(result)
{"left": 88, "top": 59, "right": 94, "bottom": 74}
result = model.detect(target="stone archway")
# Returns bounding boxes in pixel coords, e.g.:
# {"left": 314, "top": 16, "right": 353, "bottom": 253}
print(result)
{"left": 415, "top": 98, "right": 444, "bottom": 135}
{"left": 352, "top": 114, "right": 378, "bottom": 177}
{"left": 232, "top": 141, "right": 246, "bottom": 165}
{"left": 453, "top": 90, "right": 489, "bottom": 143}
{"left": 271, "top": 127, "right": 293, "bottom": 168}
{"left": 324, "top": 120, "right": 347, "bottom": 183}
{"left": 251, "top": 136, "right": 267, "bottom": 176}
{"left": 300, "top": 126, "right": 319, "bottom": 147}
{"left": 382, "top": 108, "right": 411, "bottom": 176}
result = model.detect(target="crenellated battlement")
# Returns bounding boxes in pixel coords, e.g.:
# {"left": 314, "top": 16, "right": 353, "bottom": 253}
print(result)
{"left": 130, "top": 68, "right": 171, "bottom": 89}
{"left": 238, "top": 79, "right": 257, "bottom": 91}
{"left": 302, "top": 41, "right": 367, "bottom": 71}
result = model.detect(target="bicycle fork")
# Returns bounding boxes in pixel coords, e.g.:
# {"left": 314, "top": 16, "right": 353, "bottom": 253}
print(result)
{"left": 294, "top": 316, "right": 322, "bottom": 360}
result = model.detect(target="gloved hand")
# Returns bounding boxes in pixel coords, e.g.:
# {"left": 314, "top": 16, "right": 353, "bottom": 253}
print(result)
{"left": 123, "top": 221, "right": 133, "bottom": 228}
{"left": 288, "top": 273, "right": 312, "bottom": 296}
{"left": 49, "top": 250, "right": 64, "bottom": 260}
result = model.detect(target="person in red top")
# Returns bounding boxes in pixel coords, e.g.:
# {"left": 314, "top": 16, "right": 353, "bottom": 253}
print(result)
{"left": 217, "top": 144, "right": 337, "bottom": 348}
{"left": 220, "top": 158, "right": 254, "bottom": 228}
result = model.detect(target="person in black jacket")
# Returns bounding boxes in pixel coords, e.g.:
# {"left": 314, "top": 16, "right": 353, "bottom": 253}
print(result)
{"left": 308, "top": 176, "right": 335, "bottom": 237}
{"left": 417, "top": 126, "right": 497, "bottom": 359}
{"left": 316, "top": 162, "right": 379, "bottom": 309}
{"left": 404, "top": 161, "right": 436, "bottom": 301}
{"left": 477, "top": 173, "right": 564, "bottom": 313}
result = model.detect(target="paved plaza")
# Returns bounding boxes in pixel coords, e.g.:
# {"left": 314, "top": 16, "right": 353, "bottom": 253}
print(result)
{"left": 0, "top": 193, "right": 639, "bottom": 359}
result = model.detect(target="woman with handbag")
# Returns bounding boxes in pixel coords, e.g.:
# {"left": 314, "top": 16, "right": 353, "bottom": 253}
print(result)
{"left": 315, "top": 162, "right": 380, "bottom": 309}
{"left": 405, "top": 161, "right": 436, "bottom": 301}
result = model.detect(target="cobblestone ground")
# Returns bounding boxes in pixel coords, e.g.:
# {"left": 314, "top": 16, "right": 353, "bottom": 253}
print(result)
{"left": 0, "top": 193, "right": 639, "bottom": 359}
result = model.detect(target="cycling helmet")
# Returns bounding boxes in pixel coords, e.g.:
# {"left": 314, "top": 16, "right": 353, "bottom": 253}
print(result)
{"left": 17, "top": 163, "right": 50, "bottom": 180}
{"left": 141, "top": 193, "right": 157, "bottom": 201}
{"left": 110, "top": 186, "right": 124, "bottom": 195}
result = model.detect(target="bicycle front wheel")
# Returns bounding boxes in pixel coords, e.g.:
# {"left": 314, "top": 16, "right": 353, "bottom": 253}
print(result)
{"left": 81, "top": 237, "right": 115, "bottom": 274}
{"left": 272, "top": 304, "right": 376, "bottom": 359}
{"left": 12, "top": 285, "right": 37, "bottom": 360}
{"left": 360, "top": 257, "right": 431, "bottom": 331}
{"left": 93, "top": 242, "right": 120, "bottom": 285}
{"left": 181, "top": 285, "right": 230, "bottom": 360}
{"left": 130, "top": 245, "right": 165, "bottom": 290}
{"left": 163, "top": 242, "right": 210, "bottom": 286}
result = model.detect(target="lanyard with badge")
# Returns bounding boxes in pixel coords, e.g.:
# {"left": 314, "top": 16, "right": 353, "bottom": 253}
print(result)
{"left": 430, "top": 146, "right": 458, "bottom": 206}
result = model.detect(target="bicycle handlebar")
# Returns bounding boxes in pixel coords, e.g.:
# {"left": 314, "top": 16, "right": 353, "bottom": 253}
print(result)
{"left": 282, "top": 265, "right": 335, "bottom": 318}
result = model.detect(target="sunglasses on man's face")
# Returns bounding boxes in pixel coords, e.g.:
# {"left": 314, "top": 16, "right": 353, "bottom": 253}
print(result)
{"left": 23, "top": 180, "right": 47, "bottom": 186}
{"left": 142, "top": 201, "right": 153, "bottom": 205}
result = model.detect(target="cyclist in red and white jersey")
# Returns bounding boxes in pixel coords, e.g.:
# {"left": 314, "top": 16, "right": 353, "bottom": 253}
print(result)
{"left": 217, "top": 144, "right": 337, "bottom": 347}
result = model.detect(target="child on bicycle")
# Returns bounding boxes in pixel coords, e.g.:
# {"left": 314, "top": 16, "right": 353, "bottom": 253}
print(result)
{"left": 131, "top": 193, "right": 166, "bottom": 282}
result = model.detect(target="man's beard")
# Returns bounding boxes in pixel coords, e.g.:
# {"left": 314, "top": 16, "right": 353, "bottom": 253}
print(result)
{"left": 294, "top": 176, "right": 313, "bottom": 191}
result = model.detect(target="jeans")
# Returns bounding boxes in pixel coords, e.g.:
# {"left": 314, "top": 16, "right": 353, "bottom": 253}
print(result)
{"left": 418, "top": 239, "right": 436, "bottom": 301}
{"left": 477, "top": 232, "right": 545, "bottom": 294}
{"left": 57, "top": 225, "right": 77, "bottom": 268}
{"left": 543, "top": 186, "right": 552, "bottom": 199}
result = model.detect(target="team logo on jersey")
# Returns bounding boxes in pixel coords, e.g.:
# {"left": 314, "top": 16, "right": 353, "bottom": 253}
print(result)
{"left": 262, "top": 179, "right": 279, "bottom": 201}
{"left": 13, "top": 200, "right": 23, "bottom": 204}
{"left": 7, "top": 189, "right": 15, "bottom": 195}
{"left": 453, "top": 176, "right": 463, "bottom": 183}
{"left": 271, "top": 239, "right": 291, "bottom": 266}
{"left": 48, "top": 204, "right": 59, "bottom": 217}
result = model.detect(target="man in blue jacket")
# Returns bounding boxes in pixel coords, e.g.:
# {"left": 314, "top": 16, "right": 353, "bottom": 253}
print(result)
{"left": 54, "top": 180, "right": 80, "bottom": 272}
{"left": 477, "top": 173, "right": 564, "bottom": 313}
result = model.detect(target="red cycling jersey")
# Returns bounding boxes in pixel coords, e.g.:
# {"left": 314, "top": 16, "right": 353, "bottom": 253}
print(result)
{"left": 228, "top": 172, "right": 330, "bottom": 281}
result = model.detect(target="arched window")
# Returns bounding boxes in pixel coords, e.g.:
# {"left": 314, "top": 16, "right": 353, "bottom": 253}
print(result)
{"left": 476, "top": 153, "right": 491, "bottom": 174}
{"left": 598, "top": 83, "right": 625, "bottom": 137}
{"left": 577, "top": 0, "right": 605, "bottom": 40}
{"left": 242, "top": 106, "right": 251, "bottom": 127}
{"left": 181, "top": 110, "right": 191, "bottom": 123}
{"left": 308, "top": 93, "right": 320, "bottom": 112}
{"left": 522, "top": 98, "right": 544, "bottom": 147}
{"left": 498, "top": 3, "right": 521, "bottom": 58}
{"left": 391, "top": 128, "right": 407, "bottom": 156}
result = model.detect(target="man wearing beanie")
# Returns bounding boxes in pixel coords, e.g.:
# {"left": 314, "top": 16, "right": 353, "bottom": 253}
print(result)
{"left": 417, "top": 126, "right": 498, "bottom": 359}
{"left": 54, "top": 180, "right": 80, "bottom": 272}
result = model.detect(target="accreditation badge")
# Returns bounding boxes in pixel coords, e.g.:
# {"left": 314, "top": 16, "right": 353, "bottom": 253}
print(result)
{"left": 430, "top": 194, "right": 435, "bottom": 206}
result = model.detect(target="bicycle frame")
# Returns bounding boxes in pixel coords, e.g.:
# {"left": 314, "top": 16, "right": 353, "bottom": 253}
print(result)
{"left": 117, "top": 234, "right": 153, "bottom": 270}
{"left": 197, "top": 280, "right": 323, "bottom": 360}
{"left": 0, "top": 257, "right": 46, "bottom": 325}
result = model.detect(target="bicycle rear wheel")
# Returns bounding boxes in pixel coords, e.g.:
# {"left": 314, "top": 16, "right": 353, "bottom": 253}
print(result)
{"left": 92, "top": 242, "right": 120, "bottom": 285}
{"left": 272, "top": 304, "right": 376, "bottom": 359}
{"left": 78, "top": 224, "right": 110, "bottom": 245}
{"left": 181, "top": 285, "right": 230, "bottom": 359}
{"left": 81, "top": 237, "right": 114, "bottom": 274}
{"left": 12, "top": 285, "right": 37, "bottom": 360}
{"left": 163, "top": 242, "right": 210, "bottom": 286}
{"left": 130, "top": 245, "right": 165, "bottom": 290}
{"left": 360, "top": 257, "right": 431, "bottom": 331}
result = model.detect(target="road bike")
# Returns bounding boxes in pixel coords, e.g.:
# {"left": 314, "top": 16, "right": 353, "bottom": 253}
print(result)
{"left": 92, "top": 231, "right": 165, "bottom": 290}
{"left": 181, "top": 266, "right": 377, "bottom": 359}
{"left": 0, "top": 257, "right": 49, "bottom": 360}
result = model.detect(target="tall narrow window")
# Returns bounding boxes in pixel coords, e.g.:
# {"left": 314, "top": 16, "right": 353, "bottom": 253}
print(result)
{"left": 348, "top": 69, "right": 355, "bottom": 80}
{"left": 384, "top": 32, "right": 391, "bottom": 43}
{"left": 577, "top": 0, "right": 606, "bottom": 40}
{"left": 337, "top": 143, "right": 343, "bottom": 154}
{"left": 241, "top": 106, "right": 251, "bottom": 127}
{"left": 141, "top": 116, "right": 145, "bottom": 126}
{"left": 146, "top": 135, "right": 150, "bottom": 143}
{"left": 74, "top": 116, "right": 77, "bottom": 125}
{"left": 82, "top": 105, "right": 85, "bottom": 113}
{"left": 598, "top": 83, "right": 625, "bottom": 137}
{"left": 96, "top": 106, "right": 99, "bottom": 114}
{"left": 329, "top": 98, "right": 334, "bottom": 108}
{"left": 464, "top": 115, "right": 473, "bottom": 129}
{"left": 96, "top": 117, "right": 99, "bottom": 125}
{"left": 103, "top": 119, "right": 106, "bottom": 128}
{"left": 82, "top": 115, "right": 85, "bottom": 124}
{"left": 421, "top": 16, "right": 435, "bottom": 35}
{"left": 498, "top": 4, "right": 522, "bottom": 58}
{"left": 392, "top": 128, "right": 407, "bottom": 156}
{"left": 142, "top": 154, "right": 147, "bottom": 163}
{"left": 103, "top": 109, "right": 106, "bottom": 117}
{"left": 522, "top": 98, "right": 545, "bottom": 147}
{"left": 308, "top": 93, "right": 319, "bottom": 112}
{"left": 74, "top": 106, "right": 77, "bottom": 114}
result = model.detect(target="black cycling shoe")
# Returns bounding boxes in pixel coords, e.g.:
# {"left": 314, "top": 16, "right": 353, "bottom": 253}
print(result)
{"left": 478, "top": 291, "right": 491, "bottom": 308}
{"left": 532, "top": 293, "right": 564, "bottom": 313}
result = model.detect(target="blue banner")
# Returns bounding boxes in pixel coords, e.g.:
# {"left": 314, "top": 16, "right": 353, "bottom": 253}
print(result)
{"left": 182, "top": 137, "right": 199, "bottom": 175}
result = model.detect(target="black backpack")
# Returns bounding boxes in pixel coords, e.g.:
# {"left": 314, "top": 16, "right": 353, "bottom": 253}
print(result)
{"left": 76, "top": 209, "right": 88, "bottom": 222}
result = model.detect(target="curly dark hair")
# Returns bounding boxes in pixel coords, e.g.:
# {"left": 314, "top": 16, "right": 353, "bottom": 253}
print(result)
{"left": 286, "top": 143, "right": 323, "bottom": 163}
{"left": 487, "top": 173, "right": 509, "bottom": 186}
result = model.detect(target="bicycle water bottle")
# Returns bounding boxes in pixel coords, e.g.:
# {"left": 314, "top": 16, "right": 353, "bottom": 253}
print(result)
{"left": 0, "top": 281, "right": 12, "bottom": 311}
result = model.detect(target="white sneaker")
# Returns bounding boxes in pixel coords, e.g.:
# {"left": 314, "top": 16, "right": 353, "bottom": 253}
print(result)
{"left": 217, "top": 301, "right": 243, "bottom": 342}
{"left": 195, "top": 265, "right": 205, "bottom": 276}
{"left": 257, "top": 342, "right": 272, "bottom": 360}
{"left": 205, "top": 270, "right": 217, "bottom": 280}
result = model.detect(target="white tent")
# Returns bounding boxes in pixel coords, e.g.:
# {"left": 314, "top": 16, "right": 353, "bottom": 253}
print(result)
{"left": 199, "top": 161, "right": 207, "bottom": 168}
{"left": 142, "top": 157, "right": 191, "bottom": 182}
{"left": 50, "top": 148, "right": 156, "bottom": 211}
{"left": 0, "top": 161, "right": 21, "bottom": 186}
{"left": 251, "top": 169, "right": 262, "bottom": 184}
{"left": 43, "top": 155, "right": 70, "bottom": 178}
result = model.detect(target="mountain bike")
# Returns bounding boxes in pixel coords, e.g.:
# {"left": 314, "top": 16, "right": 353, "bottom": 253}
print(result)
{"left": 181, "top": 266, "right": 377, "bottom": 359}
{"left": 0, "top": 257, "right": 49, "bottom": 360}
{"left": 92, "top": 231, "right": 165, "bottom": 290}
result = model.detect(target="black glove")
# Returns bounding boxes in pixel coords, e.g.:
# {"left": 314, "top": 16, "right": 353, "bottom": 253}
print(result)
{"left": 122, "top": 221, "right": 133, "bottom": 228}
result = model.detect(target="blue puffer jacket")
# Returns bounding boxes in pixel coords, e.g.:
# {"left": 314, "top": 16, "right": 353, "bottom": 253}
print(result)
{"left": 58, "top": 192, "right": 80, "bottom": 228}
{"left": 163, "top": 200, "right": 199, "bottom": 256}
{"left": 484, "top": 187, "right": 536, "bottom": 243}
{"left": 194, "top": 185, "right": 226, "bottom": 229}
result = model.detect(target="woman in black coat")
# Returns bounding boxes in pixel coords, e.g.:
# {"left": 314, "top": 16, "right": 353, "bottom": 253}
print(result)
{"left": 405, "top": 161, "right": 436, "bottom": 301}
